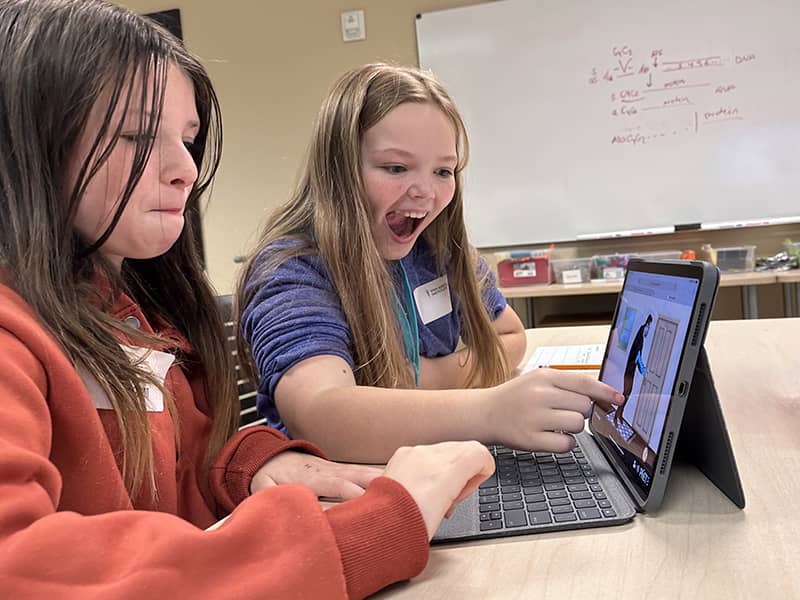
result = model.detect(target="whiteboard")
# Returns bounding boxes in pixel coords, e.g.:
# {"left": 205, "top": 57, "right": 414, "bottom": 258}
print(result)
{"left": 416, "top": 0, "right": 800, "bottom": 248}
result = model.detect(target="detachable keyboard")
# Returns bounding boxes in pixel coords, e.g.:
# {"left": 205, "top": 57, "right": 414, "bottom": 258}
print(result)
{"left": 477, "top": 444, "right": 619, "bottom": 532}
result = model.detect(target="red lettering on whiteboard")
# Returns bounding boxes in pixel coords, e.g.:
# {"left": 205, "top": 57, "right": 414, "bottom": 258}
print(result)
{"left": 735, "top": 54, "right": 755, "bottom": 64}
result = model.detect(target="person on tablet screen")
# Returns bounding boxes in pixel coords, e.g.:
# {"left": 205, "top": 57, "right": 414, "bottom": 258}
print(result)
{"left": 614, "top": 314, "right": 652, "bottom": 427}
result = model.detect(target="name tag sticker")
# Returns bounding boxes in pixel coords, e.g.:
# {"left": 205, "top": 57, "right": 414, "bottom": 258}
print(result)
{"left": 81, "top": 346, "right": 175, "bottom": 412}
{"left": 413, "top": 275, "right": 453, "bottom": 325}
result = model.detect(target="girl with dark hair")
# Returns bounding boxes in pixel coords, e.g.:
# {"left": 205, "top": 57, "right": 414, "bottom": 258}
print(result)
{"left": 0, "top": 1, "right": 495, "bottom": 597}
{"left": 238, "top": 64, "right": 624, "bottom": 462}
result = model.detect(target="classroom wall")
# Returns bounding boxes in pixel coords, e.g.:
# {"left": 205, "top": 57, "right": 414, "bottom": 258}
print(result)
{"left": 118, "top": 0, "right": 797, "bottom": 320}
{"left": 118, "top": 0, "right": 489, "bottom": 294}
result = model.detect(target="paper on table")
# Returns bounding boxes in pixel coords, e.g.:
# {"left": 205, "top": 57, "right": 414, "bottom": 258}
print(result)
{"left": 522, "top": 344, "right": 605, "bottom": 373}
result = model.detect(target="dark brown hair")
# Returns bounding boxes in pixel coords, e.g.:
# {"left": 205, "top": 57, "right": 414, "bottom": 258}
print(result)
{"left": 0, "top": 0, "right": 237, "bottom": 497}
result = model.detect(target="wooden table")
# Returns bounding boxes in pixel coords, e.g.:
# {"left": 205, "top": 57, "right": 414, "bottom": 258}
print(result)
{"left": 500, "top": 271, "right": 778, "bottom": 326}
{"left": 376, "top": 319, "right": 800, "bottom": 599}
{"left": 776, "top": 270, "right": 800, "bottom": 317}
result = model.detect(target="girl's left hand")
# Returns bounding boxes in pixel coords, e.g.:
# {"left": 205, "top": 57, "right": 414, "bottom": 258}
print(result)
{"left": 251, "top": 451, "right": 382, "bottom": 500}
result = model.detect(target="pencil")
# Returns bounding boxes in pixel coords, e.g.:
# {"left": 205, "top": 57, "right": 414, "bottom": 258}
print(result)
{"left": 540, "top": 364, "right": 602, "bottom": 370}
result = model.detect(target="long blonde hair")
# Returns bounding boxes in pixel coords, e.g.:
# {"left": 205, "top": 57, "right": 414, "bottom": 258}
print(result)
{"left": 238, "top": 63, "right": 510, "bottom": 390}
{"left": 0, "top": 0, "right": 238, "bottom": 499}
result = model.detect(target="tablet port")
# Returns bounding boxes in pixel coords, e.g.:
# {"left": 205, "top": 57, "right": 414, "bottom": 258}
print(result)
{"left": 678, "top": 380, "right": 688, "bottom": 396}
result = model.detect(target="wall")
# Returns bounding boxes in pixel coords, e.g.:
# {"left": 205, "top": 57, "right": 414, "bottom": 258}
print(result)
{"left": 118, "top": 0, "right": 797, "bottom": 322}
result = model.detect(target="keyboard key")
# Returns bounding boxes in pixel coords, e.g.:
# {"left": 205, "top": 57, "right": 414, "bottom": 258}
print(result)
{"left": 490, "top": 511, "right": 502, "bottom": 520}
{"left": 549, "top": 497, "right": 571, "bottom": 507}
{"left": 552, "top": 505, "right": 575, "bottom": 514}
{"left": 499, "top": 477, "right": 519, "bottom": 486}
{"left": 586, "top": 477, "right": 599, "bottom": 484}
{"left": 567, "top": 483, "right": 588, "bottom": 492}
{"left": 598, "top": 500, "right": 612, "bottom": 509}
{"left": 554, "top": 513, "right": 578, "bottom": 522}
{"left": 578, "top": 508, "right": 602, "bottom": 520}
{"left": 522, "top": 483, "right": 544, "bottom": 494}
{"left": 526, "top": 501, "right": 549, "bottom": 513}
{"left": 602, "top": 508, "right": 617, "bottom": 518}
{"left": 594, "top": 492, "right": 607, "bottom": 500}
{"left": 590, "top": 484, "right": 603, "bottom": 492}
{"left": 544, "top": 482, "right": 565, "bottom": 491}
{"left": 479, "top": 503, "right": 500, "bottom": 513}
{"left": 504, "top": 509, "right": 528, "bottom": 528}
{"left": 479, "top": 487, "right": 499, "bottom": 496}
{"left": 543, "top": 475, "right": 563, "bottom": 484}
{"left": 479, "top": 513, "right": 491, "bottom": 521}
{"left": 522, "top": 484, "right": 544, "bottom": 494}
{"left": 574, "top": 499, "right": 597, "bottom": 509}
{"left": 501, "top": 485, "right": 521, "bottom": 494}
{"left": 503, "top": 501, "right": 524, "bottom": 510}
{"left": 501, "top": 492, "right": 522, "bottom": 502}
{"left": 479, "top": 494, "right": 499, "bottom": 504}
{"left": 564, "top": 476, "right": 585, "bottom": 484}
{"left": 546, "top": 490, "right": 568, "bottom": 499}
{"left": 571, "top": 491, "right": 593, "bottom": 500}
{"left": 480, "top": 519, "right": 503, "bottom": 531}
{"left": 525, "top": 493, "right": 546, "bottom": 504}
{"left": 479, "top": 475, "right": 498, "bottom": 489}
{"left": 529, "top": 511, "right": 552, "bottom": 525}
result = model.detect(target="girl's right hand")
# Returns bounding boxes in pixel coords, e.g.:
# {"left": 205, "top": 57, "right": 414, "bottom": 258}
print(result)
{"left": 485, "top": 369, "right": 624, "bottom": 452}
{"left": 382, "top": 441, "right": 495, "bottom": 540}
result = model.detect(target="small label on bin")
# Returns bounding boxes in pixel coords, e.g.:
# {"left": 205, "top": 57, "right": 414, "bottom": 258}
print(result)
{"left": 562, "top": 269, "right": 582, "bottom": 284}
{"left": 513, "top": 263, "right": 537, "bottom": 278}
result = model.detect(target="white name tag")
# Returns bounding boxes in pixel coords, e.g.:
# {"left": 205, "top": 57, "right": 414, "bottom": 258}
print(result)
{"left": 413, "top": 274, "right": 453, "bottom": 325}
{"left": 80, "top": 346, "right": 175, "bottom": 412}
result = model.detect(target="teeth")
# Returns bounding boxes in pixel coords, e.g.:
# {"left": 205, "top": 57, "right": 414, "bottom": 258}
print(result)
{"left": 402, "top": 211, "right": 428, "bottom": 219}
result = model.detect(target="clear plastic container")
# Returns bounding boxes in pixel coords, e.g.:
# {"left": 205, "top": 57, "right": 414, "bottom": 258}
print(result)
{"left": 550, "top": 257, "right": 593, "bottom": 284}
{"left": 591, "top": 253, "right": 634, "bottom": 280}
{"left": 636, "top": 250, "right": 682, "bottom": 262}
{"left": 715, "top": 245, "right": 756, "bottom": 272}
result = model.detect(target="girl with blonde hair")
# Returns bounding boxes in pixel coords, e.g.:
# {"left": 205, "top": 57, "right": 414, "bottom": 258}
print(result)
{"left": 239, "top": 64, "right": 623, "bottom": 462}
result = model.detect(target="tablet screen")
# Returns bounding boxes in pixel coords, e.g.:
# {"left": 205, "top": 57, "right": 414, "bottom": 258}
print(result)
{"left": 592, "top": 268, "right": 700, "bottom": 498}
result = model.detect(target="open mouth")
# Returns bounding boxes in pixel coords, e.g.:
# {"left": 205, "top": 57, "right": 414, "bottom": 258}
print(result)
{"left": 386, "top": 210, "right": 428, "bottom": 239}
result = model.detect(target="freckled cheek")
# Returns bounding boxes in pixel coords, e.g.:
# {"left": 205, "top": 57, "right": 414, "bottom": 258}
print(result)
{"left": 437, "top": 182, "right": 456, "bottom": 207}
{"left": 364, "top": 177, "right": 406, "bottom": 215}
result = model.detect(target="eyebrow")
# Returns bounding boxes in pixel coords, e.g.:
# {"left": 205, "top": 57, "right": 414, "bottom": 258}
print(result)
{"left": 373, "top": 147, "right": 458, "bottom": 163}
{"left": 121, "top": 111, "right": 200, "bottom": 133}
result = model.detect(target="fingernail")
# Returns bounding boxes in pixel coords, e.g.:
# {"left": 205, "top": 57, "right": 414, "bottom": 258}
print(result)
{"left": 616, "top": 393, "right": 625, "bottom": 403}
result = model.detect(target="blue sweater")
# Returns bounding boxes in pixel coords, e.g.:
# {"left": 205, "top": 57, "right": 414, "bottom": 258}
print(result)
{"left": 241, "top": 239, "right": 507, "bottom": 434}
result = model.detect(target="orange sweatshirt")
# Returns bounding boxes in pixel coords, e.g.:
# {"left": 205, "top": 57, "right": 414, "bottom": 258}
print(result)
{"left": 0, "top": 284, "right": 428, "bottom": 599}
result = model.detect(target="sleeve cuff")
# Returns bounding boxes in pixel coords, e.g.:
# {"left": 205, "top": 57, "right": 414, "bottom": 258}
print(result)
{"left": 325, "top": 477, "right": 429, "bottom": 600}
{"left": 209, "top": 426, "right": 326, "bottom": 513}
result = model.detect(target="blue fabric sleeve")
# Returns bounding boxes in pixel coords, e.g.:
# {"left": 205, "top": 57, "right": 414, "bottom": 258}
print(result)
{"left": 476, "top": 254, "right": 507, "bottom": 320}
{"left": 240, "top": 249, "right": 354, "bottom": 434}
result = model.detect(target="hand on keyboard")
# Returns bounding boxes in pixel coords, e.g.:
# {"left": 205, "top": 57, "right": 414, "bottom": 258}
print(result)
{"left": 383, "top": 441, "right": 495, "bottom": 539}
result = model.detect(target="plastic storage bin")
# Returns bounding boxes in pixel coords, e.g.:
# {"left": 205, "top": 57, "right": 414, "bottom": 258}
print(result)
{"left": 591, "top": 253, "right": 634, "bottom": 280}
{"left": 715, "top": 245, "right": 756, "bottom": 272}
{"left": 637, "top": 250, "right": 682, "bottom": 262}
{"left": 496, "top": 250, "right": 551, "bottom": 286}
{"left": 550, "top": 257, "right": 593, "bottom": 284}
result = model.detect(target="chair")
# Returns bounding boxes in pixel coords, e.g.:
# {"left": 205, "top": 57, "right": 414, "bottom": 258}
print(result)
{"left": 216, "top": 294, "right": 266, "bottom": 429}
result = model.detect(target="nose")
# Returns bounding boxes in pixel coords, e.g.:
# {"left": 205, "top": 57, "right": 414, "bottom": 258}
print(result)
{"left": 160, "top": 139, "right": 199, "bottom": 190}
{"left": 407, "top": 175, "right": 434, "bottom": 201}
